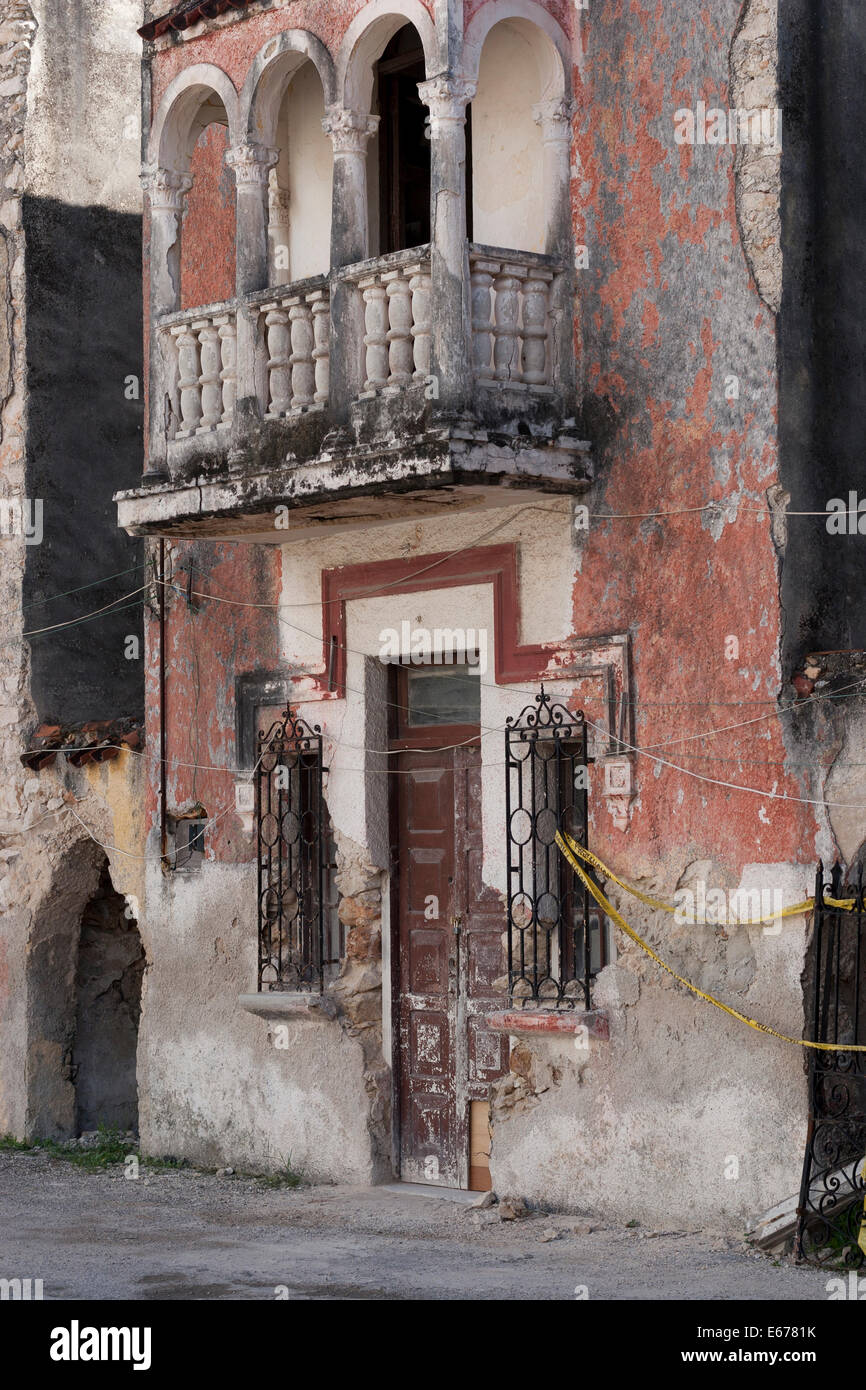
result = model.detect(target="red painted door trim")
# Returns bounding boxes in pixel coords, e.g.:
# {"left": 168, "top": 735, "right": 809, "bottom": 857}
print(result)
{"left": 318, "top": 542, "right": 552, "bottom": 699}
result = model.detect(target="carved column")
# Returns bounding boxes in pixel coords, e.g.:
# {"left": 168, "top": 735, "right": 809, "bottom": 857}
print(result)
{"left": 533, "top": 98, "right": 576, "bottom": 403}
{"left": 226, "top": 142, "right": 279, "bottom": 432}
{"left": 322, "top": 107, "right": 379, "bottom": 420}
{"left": 141, "top": 167, "right": 192, "bottom": 479}
{"left": 417, "top": 75, "right": 476, "bottom": 419}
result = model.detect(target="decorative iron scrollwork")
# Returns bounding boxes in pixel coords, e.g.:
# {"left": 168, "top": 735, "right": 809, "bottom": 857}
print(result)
{"left": 505, "top": 685, "right": 604, "bottom": 1010}
{"left": 256, "top": 706, "right": 337, "bottom": 992}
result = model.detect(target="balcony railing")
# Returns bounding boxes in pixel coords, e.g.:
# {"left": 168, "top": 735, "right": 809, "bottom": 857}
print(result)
{"left": 161, "top": 301, "right": 237, "bottom": 439}
{"left": 469, "top": 245, "right": 559, "bottom": 393}
{"left": 338, "top": 246, "right": 432, "bottom": 399}
{"left": 254, "top": 277, "right": 330, "bottom": 418}
{"left": 154, "top": 244, "right": 565, "bottom": 455}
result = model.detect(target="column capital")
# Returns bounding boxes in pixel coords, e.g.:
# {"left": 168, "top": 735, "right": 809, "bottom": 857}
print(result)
{"left": 269, "top": 179, "right": 291, "bottom": 228}
{"left": 321, "top": 106, "right": 379, "bottom": 155}
{"left": 417, "top": 74, "right": 477, "bottom": 129}
{"left": 140, "top": 166, "right": 193, "bottom": 212}
{"left": 225, "top": 143, "right": 279, "bottom": 185}
{"left": 532, "top": 98, "right": 575, "bottom": 142}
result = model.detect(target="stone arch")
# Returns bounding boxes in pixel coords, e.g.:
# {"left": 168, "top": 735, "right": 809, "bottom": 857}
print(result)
{"left": 337, "top": 0, "right": 438, "bottom": 111}
{"left": 25, "top": 841, "right": 145, "bottom": 1141}
{"left": 463, "top": 1, "right": 572, "bottom": 103}
{"left": 241, "top": 30, "right": 338, "bottom": 146}
{"left": 467, "top": 7, "right": 573, "bottom": 256}
{"left": 148, "top": 63, "right": 241, "bottom": 174}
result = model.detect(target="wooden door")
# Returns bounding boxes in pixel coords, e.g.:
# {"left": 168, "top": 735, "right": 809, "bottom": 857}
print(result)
{"left": 391, "top": 667, "right": 509, "bottom": 1188}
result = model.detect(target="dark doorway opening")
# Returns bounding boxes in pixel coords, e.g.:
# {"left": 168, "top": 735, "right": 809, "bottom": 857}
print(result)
{"left": 376, "top": 27, "right": 431, "bottom": 254}
{"left": 73, "top": 862, "right": 145, "bottom": 1134}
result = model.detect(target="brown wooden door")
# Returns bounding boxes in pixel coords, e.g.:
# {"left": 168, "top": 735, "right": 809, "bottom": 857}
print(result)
{"left": 391, "top": 668, "right": 508, "bottom": 1188}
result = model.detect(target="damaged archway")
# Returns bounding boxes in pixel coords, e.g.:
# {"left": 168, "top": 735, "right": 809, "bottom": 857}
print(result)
{"left": 25, "top": 839, "right": 146, "bottom": 1141}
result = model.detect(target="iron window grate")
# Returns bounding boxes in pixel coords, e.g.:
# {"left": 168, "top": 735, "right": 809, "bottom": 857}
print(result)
{"left": 505, "top": 686, "right": 604, "bottom": 1011}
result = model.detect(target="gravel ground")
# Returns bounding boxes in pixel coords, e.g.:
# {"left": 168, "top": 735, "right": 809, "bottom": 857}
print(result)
{"left": 0, "top": 1150, "right": 836, "bottom": 1301}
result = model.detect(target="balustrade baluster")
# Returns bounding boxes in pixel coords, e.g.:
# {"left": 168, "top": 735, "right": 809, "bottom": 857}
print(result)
{"left": 409, "top": 268, "right": 432, "bottom": 382}
{"left": 265, "top": 305, "right": 291, "bottom": 417}
{"left": 172, "top": 324, "right": 202, "bottom": 436}
{"left": 521, "top": 275, "right": 550, "bottom": 387}
{"left": 216, "top": 316, "right": 237, "bottom": 424}
{"left": 385, "top": 273, "right": 414, "bottom": 387}
{"left": 289, "top": 300, "right": 315, "bottom": 410}
{"left": 196, "top": 321, "right": 222, "bottom": 431}
{"left": 362, "top": 280, "right": 389, "bottom": 393}
{"left": 493, "top": 267, "right": 523, "bottom": 384}
{"left": 311, "top": 295, "right": 330, "bottom": 405}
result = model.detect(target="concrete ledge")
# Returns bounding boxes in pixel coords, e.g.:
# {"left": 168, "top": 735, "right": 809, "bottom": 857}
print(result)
{"left": 486, "top": 1009, "right": 609, "bottom": 1040}
{"left": 238, "top": 992, "right": 337, "bottom": 1022}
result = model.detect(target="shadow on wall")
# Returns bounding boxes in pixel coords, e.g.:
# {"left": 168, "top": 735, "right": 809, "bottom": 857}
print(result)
{"left": 26, "top": 842, "right": 146, "bottom": 1141}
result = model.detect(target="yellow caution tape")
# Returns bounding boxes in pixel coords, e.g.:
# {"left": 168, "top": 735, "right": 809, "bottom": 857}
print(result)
{"left": 560, "top": 833, "right": 856, "bottom": 924}
{"left": 555, "top": 832, "right": 866, "bottom": 1053}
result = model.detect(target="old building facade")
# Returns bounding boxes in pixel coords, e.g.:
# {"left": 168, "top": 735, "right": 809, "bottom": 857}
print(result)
{"left": 2, "top": 0, "right": 865, "bottom": 1241}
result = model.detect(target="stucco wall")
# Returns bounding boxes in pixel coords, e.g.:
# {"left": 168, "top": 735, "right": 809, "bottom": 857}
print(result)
{"left": 0, "top": 0, "right": 146, "bottom": 1139}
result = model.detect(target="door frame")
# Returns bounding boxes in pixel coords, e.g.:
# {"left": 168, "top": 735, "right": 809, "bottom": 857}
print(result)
{"left": 387, "top": 661, "right": 482, "bottom": 1187}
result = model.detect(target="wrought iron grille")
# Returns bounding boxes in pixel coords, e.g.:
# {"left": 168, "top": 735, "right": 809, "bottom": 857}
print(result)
{"left": 796, "top": 862, "right": 866, "bottom": 1269}
{"left": 256, "top": 706, "right": 337, "bottom": 992}
{"left": 505, "top": 686, "right": 604, "bottom": 1009}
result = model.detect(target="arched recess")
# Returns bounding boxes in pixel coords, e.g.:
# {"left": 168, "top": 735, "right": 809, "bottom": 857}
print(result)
{"left": 463, "top": 0, "right": 571, "bottom": 100}
{"left": 25, "top": 842, "right": 146, "bottom": 1141}
{"left": 337, "top": 0, "right": 438, "bottom": 112}
{"left": 148, "top": 63, "right": 241, "bottom": 175}
{"left": 242, "top": 34, "right": 338, "bottom": 285}
{"left": 465, "top": 9, "right": 571, "bottom": 254}
{"left": 338, "top": 10, "right": 437, "bottom": 257}
{"left": 147, "top": 67, "right": 240, "bottom": 313}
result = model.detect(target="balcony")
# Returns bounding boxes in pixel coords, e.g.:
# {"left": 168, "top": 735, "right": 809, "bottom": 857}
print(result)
{"left": 117, "top": 242, "right": 591, "bottom": 541}
{"left": 118, "top": 29, "right": 591, "bottom": 541}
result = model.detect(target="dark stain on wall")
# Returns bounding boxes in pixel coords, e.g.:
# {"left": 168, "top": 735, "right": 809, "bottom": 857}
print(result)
{"left": 22, "top": 195, "right": 144, "bottom": 724}
{"left": 778, "top": 0, "right": 866, "bottom": 664}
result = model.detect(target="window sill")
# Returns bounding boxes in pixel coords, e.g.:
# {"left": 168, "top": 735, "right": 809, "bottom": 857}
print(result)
{"left": 238, "top": 992, "right": 337, "bottom": 1023}
{"left": 485, "top": 1009, "right": 609, "bottom": 1040}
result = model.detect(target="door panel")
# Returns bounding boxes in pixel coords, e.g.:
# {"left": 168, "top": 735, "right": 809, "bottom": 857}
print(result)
{"left": 395, "top": 735, "right": 508, "bottom": 1188}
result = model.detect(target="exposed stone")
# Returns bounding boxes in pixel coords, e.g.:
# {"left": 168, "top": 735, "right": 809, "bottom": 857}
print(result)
{"left": 498, "top": 1196, "right": 530, "bottom": 1221}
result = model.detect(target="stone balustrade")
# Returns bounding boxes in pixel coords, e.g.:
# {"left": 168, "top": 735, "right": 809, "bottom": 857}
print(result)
{"left": 339, "top": 247, "right": 432, "bottom": 398}
{"left": 255, "top": 278, "right": 330, "bottom": 418}
{"left": 161, "top": 303, "right": 237, "bottom": 439}
{"left": 155, "top": 245, "right": 563, "bottom": 455}
{"left": 469, "top": 246, "right": 559, "bottom": 392}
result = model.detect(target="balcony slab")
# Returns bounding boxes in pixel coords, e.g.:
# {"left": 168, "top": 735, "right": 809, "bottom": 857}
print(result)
{"left": 116, "top": 427, "right": 593, "bottom": 540}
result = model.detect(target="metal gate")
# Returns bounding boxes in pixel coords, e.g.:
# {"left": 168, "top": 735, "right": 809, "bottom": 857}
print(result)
{"left": 256, "top": 706, "right": 337, "bottom": 992}
{"left": 505, "top": 687, "right": 605, "bottom": 1010}
{"left": 796, "top": 862, "right": 866, "bottom": 1268}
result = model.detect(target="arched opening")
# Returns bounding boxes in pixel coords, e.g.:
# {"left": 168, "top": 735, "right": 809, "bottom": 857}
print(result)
{"left": 371, "top": 24, "right": 430, "bottom": 256}
{"left": 26, "top": 845, "right": 145, "bottom": 1140}
{"left": 470, "top": 19, "right": 551, "bottom": 254}
{"left": 73, "top": 863, "right": 145, "bottom": 1134}
{"left": 180, "top": 95, "right": 235, "bottom": 310}
{"left": 267, "top": 59, "right": 333, "bottom": 285}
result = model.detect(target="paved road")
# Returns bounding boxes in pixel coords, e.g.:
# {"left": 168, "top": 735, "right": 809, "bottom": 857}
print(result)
{"left": 0, "top": 1151, "right": 835, "bottom": 1301}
